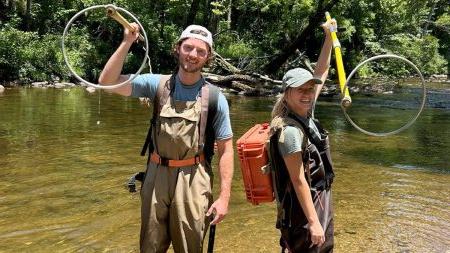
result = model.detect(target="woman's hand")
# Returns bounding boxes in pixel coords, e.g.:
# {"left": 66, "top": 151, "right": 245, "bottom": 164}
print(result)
{"left": 309, "top": 220, "right": 325, "bottom": 248}
{"left": 321, "top": 18, "right": 337, "bottom": 37}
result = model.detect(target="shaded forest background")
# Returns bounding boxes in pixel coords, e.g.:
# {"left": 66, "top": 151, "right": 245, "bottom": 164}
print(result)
{"left": 0, "top": 0, "right": 449, "bottom": 85}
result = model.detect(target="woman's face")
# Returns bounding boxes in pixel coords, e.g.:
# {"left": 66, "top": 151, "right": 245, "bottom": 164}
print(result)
{"left": 285, "top": 81, "right": 316, "bottom": 117}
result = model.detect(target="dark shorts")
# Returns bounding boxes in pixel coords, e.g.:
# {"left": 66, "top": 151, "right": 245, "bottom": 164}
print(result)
{"left": 281, "top": 219, "right": 333, "bottom": 253}
{"left": 280, "top": 190, "right": 334, "bottom": 253}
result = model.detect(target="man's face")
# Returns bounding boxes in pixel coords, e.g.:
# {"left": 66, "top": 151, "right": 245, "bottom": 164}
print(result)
{"left": 177, "top": 38, "right": 210, "bottom": 73}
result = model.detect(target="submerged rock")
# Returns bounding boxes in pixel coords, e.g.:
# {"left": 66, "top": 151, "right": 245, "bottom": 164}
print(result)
{"left": 139, "top": 97, "right": 150, "bottom": 107}
{"left": 54, "top": 82, "right": 75, "bottom": 89}
{"left": 31, "top": 81, "right": 48, "bottom": 88}
{"left": 430, "top": 74, "right": 448, "bottom": 81}
{"left": 86, "top": 86, "right": 96, "bottom": 93}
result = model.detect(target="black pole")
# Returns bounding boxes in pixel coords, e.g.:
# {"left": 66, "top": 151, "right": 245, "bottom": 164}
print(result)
{"left": 207, "top": 224, "right": 216, "bottom": 253}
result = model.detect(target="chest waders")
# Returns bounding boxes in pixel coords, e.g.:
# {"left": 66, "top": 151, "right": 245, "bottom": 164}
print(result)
{"left": 141, "top": 74, "right": 219, "bottom": 166}
{"left": 137, "top": 74, "right": 220, "bottom": 253}
{"left": 269, "top": 114, "right": 335, "bottom": 253}
{"left": 128, "top": 75, "right": 219, "bottom": 192}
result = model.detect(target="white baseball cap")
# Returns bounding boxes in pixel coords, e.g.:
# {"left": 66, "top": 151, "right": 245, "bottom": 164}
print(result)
{"left": 178, "top": 25, "right": 213, "bottom": 48}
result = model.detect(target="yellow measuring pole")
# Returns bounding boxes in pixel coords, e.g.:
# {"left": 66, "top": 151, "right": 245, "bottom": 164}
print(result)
{"left": 325, "top": 12, "right": 351, "bottom": 107}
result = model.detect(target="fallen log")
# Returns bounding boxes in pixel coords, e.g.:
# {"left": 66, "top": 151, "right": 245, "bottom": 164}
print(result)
{"left": 203, "top": 73, "right": 279, "bottom": 96}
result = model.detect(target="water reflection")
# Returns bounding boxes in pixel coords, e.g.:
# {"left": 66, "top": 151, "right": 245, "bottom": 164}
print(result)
{"left": 0, "top": 87, "right": 448, "bottom": 252}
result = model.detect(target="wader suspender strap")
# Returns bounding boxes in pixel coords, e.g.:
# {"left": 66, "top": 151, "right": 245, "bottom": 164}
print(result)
{"left": 159, "top": 75, "right": 173, "bottom": 108}
{"left": 140, "top": 74, "right": 173, "bottom": 157}
{"left": 287, "top": 114, "right": 335, "bottom": 189}
{"left": 288, "top": 113, "right": 322, "bottom": 148}
{"left": 286, "top": 114, "right": 323, "bottom": 185}
{"left": 300, "top": 129, "right": 313, "bottom": 187}
{"left": 141, "top": 75, "right": 219, "bottom": 164}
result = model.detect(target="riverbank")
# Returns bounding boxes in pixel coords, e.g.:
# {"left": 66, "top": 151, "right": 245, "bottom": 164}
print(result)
{"left": 0, "top": 81, "right": 96, "bottom": 94}
{"left": 1, "top": 77, "right": 449, "bottom": 103}
{"left": 2, "top": 75, "right": 449, "bottom": 89}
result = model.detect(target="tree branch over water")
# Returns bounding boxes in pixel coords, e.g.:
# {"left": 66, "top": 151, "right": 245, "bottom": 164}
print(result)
{"left": 262, "top": 0, "right": 340, "bottom": 74}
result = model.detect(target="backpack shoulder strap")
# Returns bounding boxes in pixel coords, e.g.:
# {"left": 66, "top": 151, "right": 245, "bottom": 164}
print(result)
{"left": 268, "top": 129, "right": 283, "bottom": 203}
{"left": 203, "top": 82, "right": 220, "bottom": 163}
{"left": 269, "top": 127, "right": 298, "bottom": 225}
{"left": 199, "top": 84, "right": 210, "bottom": 151}
{"left": 207, "top": 84, "right": 219, "bottom": 114}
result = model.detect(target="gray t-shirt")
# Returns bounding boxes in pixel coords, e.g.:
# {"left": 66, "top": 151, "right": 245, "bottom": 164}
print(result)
{"left": 278, "top": 115, "right": 319, "bottom": 156}
{"left": 130, "top": 73, "right": 233, "bottom": 140}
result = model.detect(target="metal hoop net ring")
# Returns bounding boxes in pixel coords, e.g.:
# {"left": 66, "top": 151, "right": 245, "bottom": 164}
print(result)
{"left": 342, "top": 54, "right": 427, "bottom": 137}
{"left": 61, "top": 5, "right": 149, "bottom": 90}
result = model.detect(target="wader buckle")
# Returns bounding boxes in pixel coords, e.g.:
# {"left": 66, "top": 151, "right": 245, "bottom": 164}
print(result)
{"left": 150, "top": 152, "right": 205, "bottom": 167}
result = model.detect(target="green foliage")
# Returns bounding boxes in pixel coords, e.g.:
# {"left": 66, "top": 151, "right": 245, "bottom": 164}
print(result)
{"left": 0, "top": 13, "right": 22, "bottom": 29}
{"left": 436, "top": 13, "right": 450, "bottom": 26}
{"left": 383, "top": 34, "right": 447, "bottom": 75}
{"left": 0, "top": 0, "right": 448, "bottom": 84}
{"left": 218, "top": 40, "right": 257, "bottom": 59}
{"left": 0, "top": 26, "right": 104, "bottom": 83}
{"left": 0, "top": 28, "right": 38, "bottom": 82}
{"left": 64, "top": 27, "right": 97, "bottom": 81}
{"left": 211, "top": 1, "right": 227, "bottom": 16}
{"left": 350, "top": 34, "right": 447, "bottom": 78}
{"left": 21, "top": 34, "right": 65, "bottom": 81}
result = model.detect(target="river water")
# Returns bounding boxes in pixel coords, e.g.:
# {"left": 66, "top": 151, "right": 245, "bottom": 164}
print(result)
{"left": 0, "top": 86, "right": 448, "bottom": 252}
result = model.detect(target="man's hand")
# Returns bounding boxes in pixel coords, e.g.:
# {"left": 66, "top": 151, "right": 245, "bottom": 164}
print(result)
{"left": 123, "top": 22, "right": 140, "bottom": 44}
{"left": 208, "top": 138, "right": 234, "bottom": 225}
{"left": 206, "top": 196, "right": 229, "bottom": 225}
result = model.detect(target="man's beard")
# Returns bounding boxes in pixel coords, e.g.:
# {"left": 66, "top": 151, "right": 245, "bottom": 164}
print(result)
{"left": 179, "top": 58, "right": 204, "bottom": 73}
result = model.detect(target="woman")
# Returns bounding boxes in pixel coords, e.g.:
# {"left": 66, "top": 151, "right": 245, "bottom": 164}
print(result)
{"left": 268, "top": 19, "right": 335, "bottom": 253}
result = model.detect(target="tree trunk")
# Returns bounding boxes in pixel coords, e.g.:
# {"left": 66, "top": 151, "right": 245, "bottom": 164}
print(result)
{"left": 262, "top": 0, "right": 339, "bottom": 75}
{"left": 24, "top": 0, "right": 32, "bottom": 31}
{"left": 203, "top": 0, "right": 213, "bottom": 28}
{"left": 158, "top": 1, "right": 166, "bottom": 39}
{"left": 149, "top": 0, "right": 155, "bottom": 11}
{"left": 0, "top": 1, "right": 7, "bottom": 21}
{"left": 208, "top": 13, "right": 219, "bottom": 35}
{"left": 185, "top": 0, "right": 201, "bottom": 28}
{"left": 422, "top": 0, "right": 438, "bottom": 37}
{"left": 227, "top": 0, "right": 232, "bottom": 29}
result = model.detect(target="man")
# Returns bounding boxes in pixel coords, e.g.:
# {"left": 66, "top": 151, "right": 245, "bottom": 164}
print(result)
{"left": 99, "top": 24, "right": 234, "bottom": 253}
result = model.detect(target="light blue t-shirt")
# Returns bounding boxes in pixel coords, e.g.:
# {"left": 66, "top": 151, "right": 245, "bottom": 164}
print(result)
{"left": 130, "top": 73, "right": 233, "bottom": 140}
{"left": 278, "top": 114, "right": 319, "bottom": 156}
